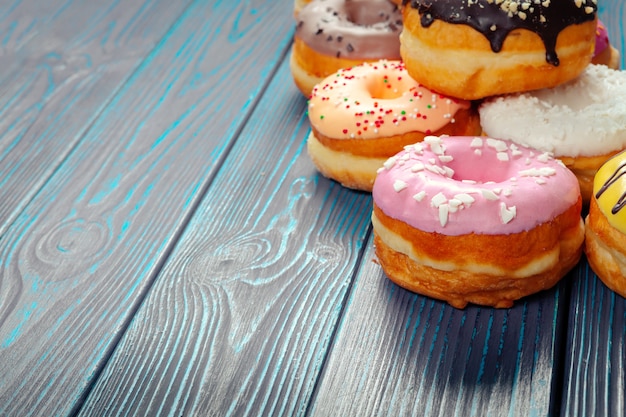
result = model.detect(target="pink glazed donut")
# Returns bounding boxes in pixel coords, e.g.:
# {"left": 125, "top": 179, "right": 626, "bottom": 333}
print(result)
{"left": 592, "top": 19, "right": 620, "bottom": 69}
{"left": 371, "top": 135, "right": 585, "bottom": 308}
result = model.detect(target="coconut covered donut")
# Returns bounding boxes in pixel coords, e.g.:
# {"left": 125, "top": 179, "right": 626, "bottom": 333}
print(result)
{"left": 372, "top": 135, "right": 584, "bottom": 308}
{"left": 399, "top": 0, "right": 598, "bottom": 100}
{"left": 291, "top": 0, "right": 403, "bottom": 96}
{"left": 585, "top": 151, "right": 626, "bottom": 298}
{"left": 306, "top": 60, "right": 481, "bottom": 191}
{"left": 479, "top": 64, "right": 626, "bottom": 204}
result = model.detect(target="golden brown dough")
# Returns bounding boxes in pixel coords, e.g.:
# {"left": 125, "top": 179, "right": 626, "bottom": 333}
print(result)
{"left": 373, "top": 202, "right": 585, "bottom": 309}
{"left": 399, "top": 2, "right": 597, "bottom": 99}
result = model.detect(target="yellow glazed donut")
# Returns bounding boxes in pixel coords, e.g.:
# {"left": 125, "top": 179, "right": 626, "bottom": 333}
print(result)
{"left": 306, "top": 60, "right": 481, "bottom": 191}
{"left": 585, "top": 151, "right": 626, "bottom": 298}
{"left": 399, "top": 0, "right": 598, "bottom": 100}
{"left": 291, "top": 0, "right": 403, "bottom": 97}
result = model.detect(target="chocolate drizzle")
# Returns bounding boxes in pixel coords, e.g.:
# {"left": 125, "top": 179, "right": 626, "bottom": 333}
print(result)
{"left": 403, "top": 0, "right": 597, "bottom": 66}
{"left": 596, "top": 161, "right": 626, "bottom": 215}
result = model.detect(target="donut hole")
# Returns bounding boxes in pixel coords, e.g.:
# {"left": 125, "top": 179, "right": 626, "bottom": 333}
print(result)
{"left": 366, "top": 80, "right": 404, "bottom": 100}
{"left": 344, "top": 2, "right": 390, "bottom": 26}
{"left": 446, "top": 157, "right": 514, "bottom": 184}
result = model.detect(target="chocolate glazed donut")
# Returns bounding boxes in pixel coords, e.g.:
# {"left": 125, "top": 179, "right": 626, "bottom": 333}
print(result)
{"left": 402, "top": 0, "right": 597, "bottom": 66}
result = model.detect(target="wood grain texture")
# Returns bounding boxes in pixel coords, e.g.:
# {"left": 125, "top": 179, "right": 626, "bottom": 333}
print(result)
{"left": 561, "top": 265, "right": 626, "bottom": 417}
{"left": 0, "top": 0, "right": 294, "bottom": 415}
{"left": 77, "top": 47, "right": 375, "bottom": 416}
{"left": 309, "top": 237, "right": 568, "bottom": 417}
{"left": 0, "top": 0, "right": 192, "bottom": 237}
{"left": 560, "top": 4, "right": 626, "bottom": 416}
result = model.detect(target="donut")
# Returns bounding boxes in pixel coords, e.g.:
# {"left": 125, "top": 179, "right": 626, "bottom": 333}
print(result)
{"left": 306, "top": 60, "right": 481, "bottom": 191}
{"left": 399, "top": 0, "right": 598, "bottom": 100}
{"left": 479, "top": 64, "right": 626, "bottom": 204}
{"left": 592, "top": 19, "right": 621, "bottom": 69}
{"left": 290, "top": 0, "right": 403, "bottom": 97}
{"left": 294, "top": 0, "right": 311, "bottom": 16}
{"left": 371, "top": 135, "right": 584, "bottom": 308}
{"left": 585, "top": 151, "right": 626, "bottom": 298}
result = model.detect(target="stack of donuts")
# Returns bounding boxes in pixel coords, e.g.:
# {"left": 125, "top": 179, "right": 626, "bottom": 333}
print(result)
{"left": 290, "top": 0, "right": 626, "bottom": 308}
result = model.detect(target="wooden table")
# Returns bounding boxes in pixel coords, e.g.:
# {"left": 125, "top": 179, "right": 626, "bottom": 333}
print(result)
{"left": 0, "top": 1, "right": 624, "bottom": 415}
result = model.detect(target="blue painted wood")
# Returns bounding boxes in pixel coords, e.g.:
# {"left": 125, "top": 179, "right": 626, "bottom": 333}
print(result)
{"left": 309, "top": 237, "right": 568, "bottom": 416}
{"left": 0, "top": 0, "right": 193, "bottom": 238}
{"left": 0, "top": 0, "right": 294, "bottom": 415}
{"left": 561, "top": 265, "right": 626, "bottom": 417}
{"left": 560, "top": 5, "right": 626, "bottom": 416}
{"left": 77, "top": 46, "right": 375, "bottom": 416}
{"left": 0, "top": 0, "right": 624, "bottom": 415}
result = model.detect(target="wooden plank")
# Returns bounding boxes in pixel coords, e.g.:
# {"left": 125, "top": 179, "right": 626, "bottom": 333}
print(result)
{"left": 560, "top": 5, "right": 626, "bottom": 416}
{"left": 561, "top": 265, "right": 626, "bottom": 417}
{"left": 308, "top": 238, "right": 567, "bottom": 416}
{"left": 0, "top": 0, "right": 192, "bottom": 236}
{"left": 75, "top": 45, "right": 376, "bottom": 416}
{"left": 0, "top": 0, "right": 294, "bottom": 415}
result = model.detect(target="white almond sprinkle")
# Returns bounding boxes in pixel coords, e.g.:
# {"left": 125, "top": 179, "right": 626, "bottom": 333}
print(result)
{"left": 376, "top": 167, "right": 384, "bottom": 174}
{"left": 413, "top": 191, "right": 426, "bottom": 201}
{"left": 393, "top": 179, "right": 408, "bottom": 192}
{"left": 443, "top": 166, "right": 455, "bottom": 177}
{"left": 510, "top": 147, "right": 523, "bottom": 157}
{"left": 424, "top": 136, "right": 444, "bottom": 154}
{"left": 383, "top": 157, "right": 397, "bottom": 170}
{"left": 426, "top": 164, "right": 446, "bottom": 175}
{"left": 536, "top": 178, "right": 547, "bottom": 185}
{"left": 439, "top": 155, "right": 453, "bottom": 163}
{"left": 462, "top": 179, "right": 477, "bottom": 184}
{"left": 519, "top": 167, "right": 556, "bottom": 177}
{"left": 439, "top": 204, "right": 449, "bottom": 227}
{"left": 503, "top": 188, "right": 513, "bottom": 196}
{"left": 474, "top": 149, "right": 482, "bottom": 156}
{"left": 470, "top": 137, "right": 483, "bottom": 148}
{"left": 431, "top": 192, "right": 447, "bottom": 207}
{"left": 448, "top": 198, "right": 463, "bottom": 211}
{"left": 481, "top": 189, "right": 499, "bottom": 200}
{"left": 500, "top": 203, "right": 517, "bottom": 224}
{"left": 455, "top": 193, "right": 475, "bottom": 205}
{"left": 411, "top": 162, "right": 425, "bottom": 172}
{"left": 497, "top": 152, "right": 509, "bottom": 161}
{"left": 487, "top": 138, "right": 508, "bottom": 152}
{"left": 537, "top": 152, "right": 552, "bottom": 163}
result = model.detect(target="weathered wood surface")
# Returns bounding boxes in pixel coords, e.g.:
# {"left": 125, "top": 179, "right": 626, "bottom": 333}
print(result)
{"left": 0, "top": 0, "right": 192, "bottom": 237}
{"left": 559, "top": 5, "right": 626, "bottom": 417}
{"left": 0, "top": 0, "right": 294, "bottom": 415}
{"left": 0, "top": 0, "right": 625, "bottom": 416}
{"left": 79, "top": 56, "right": 374, "bottom": 416}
